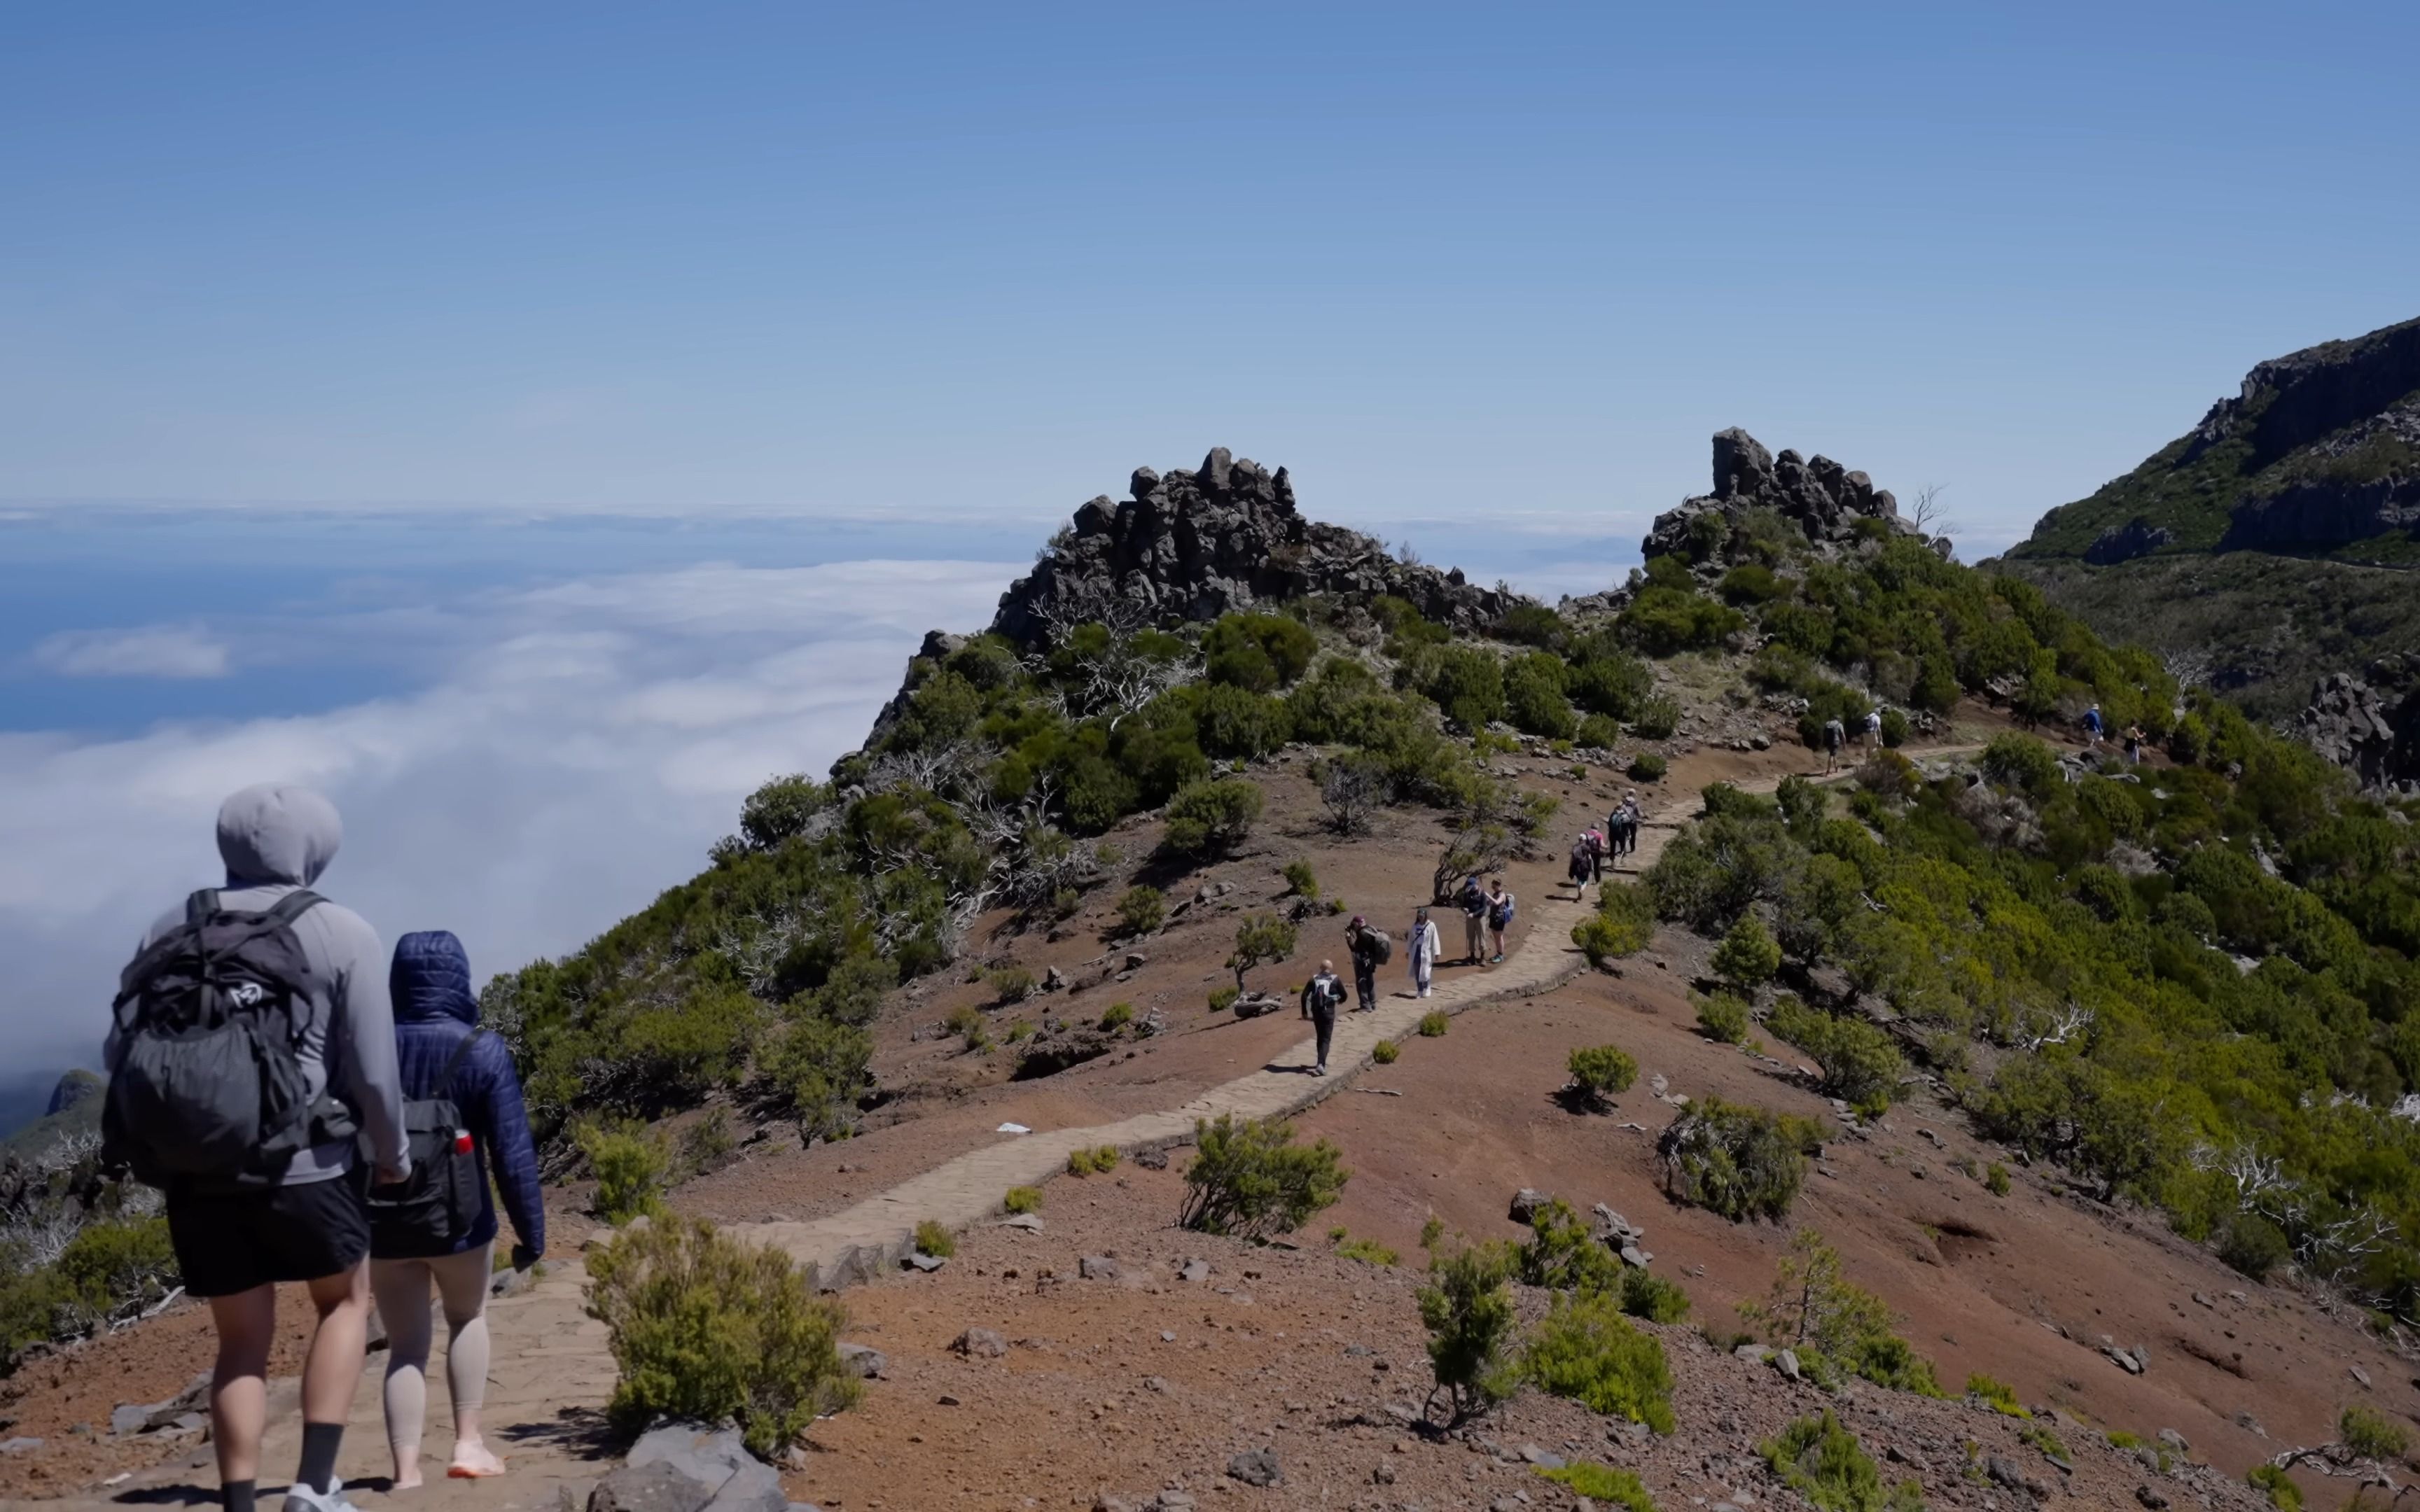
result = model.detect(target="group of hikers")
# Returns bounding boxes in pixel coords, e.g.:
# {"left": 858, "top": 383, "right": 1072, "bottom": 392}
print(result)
{"left": 1295, "top": 874, "right": 1520, "bottom": 1074}
{"left": 1564, "top": 791, "right": 1644, "bottom": 898}
{"left": 1819, "top": 707, "right": 1887, "bottom": 774}
{"left": 100, "top": 785, "right": 545, "bottom": 1512}
{"left": 2082, "top": 701, "right": 2149, "bottom": 764}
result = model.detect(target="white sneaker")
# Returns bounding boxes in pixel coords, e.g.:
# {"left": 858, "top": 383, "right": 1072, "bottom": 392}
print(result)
{"left": 285, "top": 1480, "right": 361, "bottom": 1512}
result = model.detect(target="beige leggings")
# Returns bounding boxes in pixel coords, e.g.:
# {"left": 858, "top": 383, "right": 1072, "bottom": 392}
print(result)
{"left": 370, "top": 1244, "right": 492, "bottom": 1460}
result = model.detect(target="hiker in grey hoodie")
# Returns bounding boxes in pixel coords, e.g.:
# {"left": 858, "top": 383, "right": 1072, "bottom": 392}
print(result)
{"left": 107, "top": 785, "right": 408, "bottom": 1512}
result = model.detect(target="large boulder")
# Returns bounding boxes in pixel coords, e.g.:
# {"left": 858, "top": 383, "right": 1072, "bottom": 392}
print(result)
{"left": 1642, "top": 429, "right": 1927, "bottom": 568}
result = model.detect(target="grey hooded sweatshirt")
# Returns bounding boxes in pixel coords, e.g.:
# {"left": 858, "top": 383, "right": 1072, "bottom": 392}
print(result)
{"left": 106, "top": 784, "right": 409, "bottom": 1188}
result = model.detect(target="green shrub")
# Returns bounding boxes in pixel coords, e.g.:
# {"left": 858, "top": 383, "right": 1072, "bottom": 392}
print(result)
{"left": 1372, "top": 1038, "right": 1400, "bottom": 1064}
{"left": 988, "top": 965, "right": 1037, "bottom": 1004}
{"left": 1228, "top": 910, "right": 1300, "bottom": 990}
{"left": 1628, "top": 752, "right": 1668, "bottom": 783}
{"left": 1879, "top": 708, "right": 1910, "bottom": 748}
{"left": 1419, "top": 1240, "right": 1520, "bottom": 1425}
{"left": 1765, "top": 997, "right": 1905, "bottom": 1117}
{"left": 1536, "top": 1461, "right": 1657, "bottom": 1511}
{"left": 577, "top": 1121, "right": 670, "bottom": 1225}
{"left": 585, "top": 1214, "right": 859, "bottom": 1458}
{"left": 1281, "top": 859, "right": 1321, "bottom": 898}
{"left": 1629, "top": 695, "right": 1681, "bottom": 740}
{"left": 1519, "top": 1198, "right": 1622, "bottom": 1294}
{"left": 2218, "top": 1212, "right": 2290, "bottom": 1281}
{"left": 1966, "top": 1373, "right": 2029, "bottom": 1417}
{"left": 1742, "top": 1231, "right": 1940, "bottom": 1396}
{"left": 1178, "top": 1114, "right": 1348, "bottom": 1240}
{"left": 2342, "top": 1404, "right": 2409, "bottom": 1462}
{"left": 2019, "top": 1423, "right": 2068, "bottom": 1462}
{"left": 913, "top": 1219, "right": 955, "bottom": 1258}
{"left": 1760, "top": 1411, "right": 1921, "bottom": 1512}
{"left": 1099, "top": 1001, "right": 1136, "bottom": 1032}
{"left": 1204, "top": 611, "right": 1316, "bottom": 692}
{"left": 1505, "top": 652, "right": 1578, "bottom": 739}
{"left": 737, "top": 773, "right": 828, "bottom": 850}
{"left": 1695, "top": 991, "right": 1751, "bottom": 1044}
{"left": 1002, "top": 1186, "right": 1043, "bottom": 1215}
{"left": 1115, "top": 885, "right": 1167, "bottom": 936}
{"left": 1657, "top": 1097, "right": 1813, "bottom": 1222}
{"left": 1568, "top": 1044, "right": 1640, "bottom": 1105}
{"left": 1162, "top": 777, "right": 1263, "bottom": 857}
{"left": 1620, "top": 1266, "right": 1692, "bottom": 1324}
{"left": 1712, "top": 913, "right": 1782, "bottom": 988}
{"left": 2248, "top": 1463, "right": 2304, "bottom": 1510}
{"left": 1418, "top": 1009, "right": 1449, "bottom": 1037}
{"left": 1333, "top": 1233, "right": 1400, "bottom": 1266}
{"left": 1066, "top": 1144, "right": 1121, "bottom": 1176}
{"left": 1575, "top": 882, "right": 1655, "bottom": 966}
{"left": 1576, "top": 713, "right": 1625, "bottom": 750}
{"left": 1984, "top": 1162, "right": 2011, "bottom": 1196}
{"left": 1522, "top": 1291, "right": 1677, "bottom": 1433}
{"left": 945, "top": 1004, "right": 991, "bottom": 1052}
{"left": 1209, "top": 984, "right": 1241, "bottom": 1014}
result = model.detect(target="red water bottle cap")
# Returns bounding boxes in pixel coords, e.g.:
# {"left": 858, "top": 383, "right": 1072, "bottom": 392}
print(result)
{"left": 453, "top": 1130, "right": 473, "bottom": 1154}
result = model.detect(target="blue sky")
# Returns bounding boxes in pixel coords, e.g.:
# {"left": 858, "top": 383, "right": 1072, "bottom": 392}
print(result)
{"left": 1, "top": 3, "right": 2414, "bottom": 1084}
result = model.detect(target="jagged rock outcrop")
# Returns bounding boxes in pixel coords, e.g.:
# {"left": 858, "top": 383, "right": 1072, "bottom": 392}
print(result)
{"left": 2292, "top": 666, "right": 2420, "bottom": 795}
{"left": 2085, "top": 517, "right": 2175, "bottom": 566}
{"left": 2220, "top": 402, "right": 2420, "bottom": 552}
{"left": 1642, "top": 428, "right": 1944, "bottom": 563}
{"left": 989, "top": 447, "right": 1522, "bottom": 648}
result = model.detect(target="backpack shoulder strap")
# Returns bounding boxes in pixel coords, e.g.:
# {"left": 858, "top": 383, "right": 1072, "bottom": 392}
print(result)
{"left": 186, "top": 888, "right": 220, "bottom": 923}
{"left": 435, "top": 1028, "right": 487, "bottom": 1099}
{"left": 265, "top": 889, "right": 324, "bottom": 927}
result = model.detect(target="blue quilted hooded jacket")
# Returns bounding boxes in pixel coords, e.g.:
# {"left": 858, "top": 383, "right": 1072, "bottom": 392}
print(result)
{"left": 385, "top": 930, "right": 545, "bottom": 1259}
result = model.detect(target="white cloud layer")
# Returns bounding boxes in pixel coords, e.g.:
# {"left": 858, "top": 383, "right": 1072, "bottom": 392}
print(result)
{"left": 0, "top": 558, "right": 1018, "bottom": 1070}
{"left": 31, "top": 623, "right": 232, "bottom": 679}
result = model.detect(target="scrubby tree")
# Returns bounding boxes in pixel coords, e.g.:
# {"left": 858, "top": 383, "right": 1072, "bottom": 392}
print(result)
{"left": 1228, "top": 911, "right": 1299, "bottom": 993}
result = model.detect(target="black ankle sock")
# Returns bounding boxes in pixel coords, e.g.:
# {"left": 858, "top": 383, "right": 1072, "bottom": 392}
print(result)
{"left": 296, "top": 1422, "right": 343, "bottom": 1496}
{"left": 223, "top": 1479, "right": 257, "bottom": 1512}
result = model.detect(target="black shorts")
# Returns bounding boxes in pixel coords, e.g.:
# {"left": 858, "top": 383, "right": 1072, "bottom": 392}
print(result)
{"left": 167, "top": 1170, "right": 371, "bottom": 1297}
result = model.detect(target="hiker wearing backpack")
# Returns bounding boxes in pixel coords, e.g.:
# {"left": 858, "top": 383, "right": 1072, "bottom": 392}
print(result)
{"left": 1457, "top": 874, "right": 1488, "bottom": 965}
{"left": 104, "top": 785, "right": 408, "bottom": 1512}
{"left": 1344, "top": 916, "right": 1389, "bottom": 1011}
{"left": 371, "top": 930, "right": 545, "bottom": 1489}
{"left": 1566, "top": 834, "right": 1594, "bottom": 899}
{"left": 1407, "top": 907, "right": 1442, "bottom": 999}
{"left": 1822, "top": 716, "right": 1846, "bottom": 774}
{"left": 1484, "top": 877, "right": 1515, "bottom": 964}
{"left": 1300, "top": 960, "right": 1346, "bottom": 1075}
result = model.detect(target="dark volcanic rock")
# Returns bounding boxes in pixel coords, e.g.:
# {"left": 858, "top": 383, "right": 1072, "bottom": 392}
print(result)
{"left": 2292, "top": 669, "right": 2420, "bottom": 794}
{"left": 2085, "top": 517, "right": 2176, "bottom": 566}
{"left": 988, "top": 447, "right": 1522, "bottom": 648}
{"left": 1642, "top": 428, "right": 1941, "bottom": 565}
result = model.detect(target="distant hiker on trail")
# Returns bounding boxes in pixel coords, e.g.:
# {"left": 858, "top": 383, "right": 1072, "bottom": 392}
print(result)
{"left": 1457, "top": 873, "right": 1489, "bottom": 964}
{"left": 2083, "top": 702, "right": 2105, "bottom": 749}
{"left": 1344, "top": 915, "right": 1389, "bottom": 1011}
{"left": 1584, "top": 825, "right": 1607, "bottom": 884}
{"left": 2125, "top": 722, "right": 2146, "bottom": 765}
{"left": 1484, "top": 877, "right": 1515, "bottom": 964}
{"left": 103, "top": 784, "right": 409, "bottom": 1512}
{"left": 1822, "top": 716, "right": 1847, "bottom": 774}
{"left": 1407, "top": 906, "right": 1441, "bottom": 999}
{"left": 1863, "top": 707, "right": 1882, "bottom": 752}
{"left": 1300, "top": 960, "right": 1345, "bottom": 1075}
{"left": 372, "top": 930, "right": 546, "bottom": 1490}
{"left": 1608, "top": 792, "right": 1641, "bottom": 858}
{"left": 1567, "top": 833, "right": 1594, "bottom": 899}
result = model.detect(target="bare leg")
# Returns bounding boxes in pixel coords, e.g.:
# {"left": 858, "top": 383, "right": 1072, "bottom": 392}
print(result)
{"left": 431, "top": 1248, "right": 502, "bottom": 1476}
{"left": 208, "top": 1286, "right": 278, "bottom": 1486}
{"left": 370, "top": 1259, "right": 435, "bottom": 1489}
{"left": 299, "top": 1262, "right": 373, "bottom": 1476}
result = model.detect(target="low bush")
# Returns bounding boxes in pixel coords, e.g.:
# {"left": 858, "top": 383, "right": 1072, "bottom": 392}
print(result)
{"left": 1333, "top": 1233, "right": 1400, "bottom": 1266}
{"left": 1162, "top": 777, "right": 1263, "bottom": 858}
{"left": 1760, "top": 1411, "right": 1922, "bottom": 1512}
{"left": 1208, "top": 985, "right": 1240, "bottom": 1013}
{"left": 988, "top": 965, "right": 1036, "bottom": 1004}
{"left": 1712, "top": 913, "right": 1782, "bottom": 988}
{"left": 1282, "top": 859, "right": 1321, "bottom": 898}
{"left": 1568, "top": 1044, "right": 1640, "bottom": 1106}
{"left": 1695, "top": 991, "right": 1751, "bottom": 1044}
{"left": 1178, "top": 1114, "right": 1348, "bottom": 1240}
{"left": 1743, "top": 1231, "right": 1940, "bottom": 1396}
{"left": 1066, "top": 1144, "right": 1121, "bottom": 1176}
{"left": 1628, "top": 752, "right": 1668, "bottom": 783}
{"left": 585, "top": 1214, "right": 859, "bottom": 1458}
{"left": 1620, "top": 1266, "right": 1692, "bottom": 1324}
{"left": 1984, "top": 1162, "right": 2011, "bottom": 1196}
{"left": 1115, "top": 885, "right": 1166, "bottom": 936}
{"left": 1418, "top": 1009, "right": 1449, "bottom": 1037}
{"left": 1002, "top": 1186, "right": 1043, "bottom": 1215}
{"left": 1966, "top": 1373, "right": 2029, "bottom": 1418}
{"left": 2218, "top": 1212, "right": 2290, "bottom": 1282}
{"left": 1576, "top": 713, "right": 1625, "bottom": 751}
{"left": 1574, "top": 882, "right": 1655, "bottom": 966}
{"left": 945, "top": 1004, "right": 990, "bottom": 1052}
{"left": 1419, "top": 1240, "right": 1520, "bottom": 1425}
{"left": 1656, "top": 1097, "right": 1815, "bottom": 1222}
{"left": 1765, "top": 997, "right": 1905, "bottom": 1117}
{"left": 1630, "top": 694, "right": 1682, "bottom": 741}
{"left": 577, "top": 1121, "right": 669, "bottom": 1225}
{"left": 2342, "top": 1404, "right": 2409, "bottom": 1462}
{"left": 913, "top": 1219, "right": 955, "bottom": 1259}
{"left": 1522, "top": 1292, "right": 1677, "bottom": 1434}
{"left": 1228, "top": 911, "right": 1300, "bottom": 990}
{"left": 1372, "top": 1038, "right": 1400, "bottom": 1064}
{"left": 1535, "top": 1461, "right": 1656, "bottom": 1511}
{"left": 1520, "top": 1198, "right": 1622, "bottom": 1294}
{"left": 1099, "top": 1001, "right": 1136, "bottom": 1032}
{"left": 2248, "top": 1463, "right": 2304, "bottom": 1510}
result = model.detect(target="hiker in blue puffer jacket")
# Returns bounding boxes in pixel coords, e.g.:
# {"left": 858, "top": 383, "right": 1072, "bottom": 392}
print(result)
{"left": 368, "top": 930, "right": 544, "bottom": 1490}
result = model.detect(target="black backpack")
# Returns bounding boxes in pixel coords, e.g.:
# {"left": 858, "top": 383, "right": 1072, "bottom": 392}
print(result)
{"left": 104, "top": 889, "right": 346, "bottom": 1187}
{"left": 366, "top": 1030, "right": 487, "bottom": 1256}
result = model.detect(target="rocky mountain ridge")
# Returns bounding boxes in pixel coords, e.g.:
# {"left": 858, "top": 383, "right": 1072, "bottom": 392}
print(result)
{"left": 1644, "top": 426, "right": 1944, "bottom": 562}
